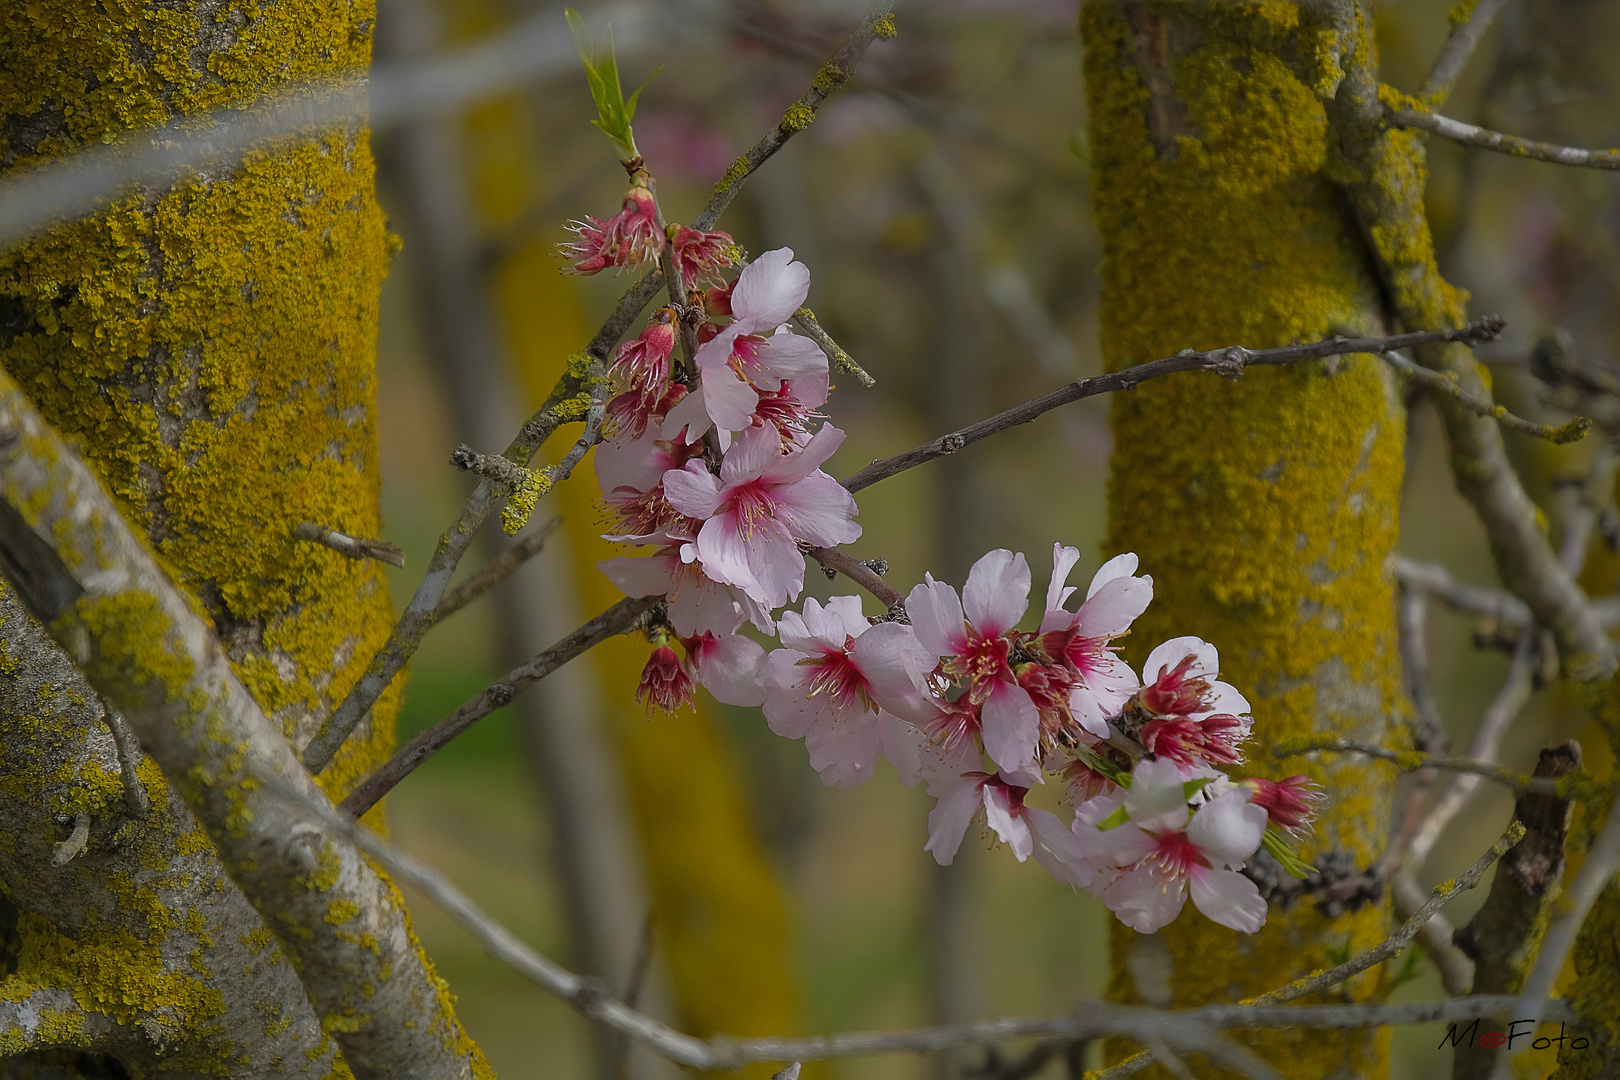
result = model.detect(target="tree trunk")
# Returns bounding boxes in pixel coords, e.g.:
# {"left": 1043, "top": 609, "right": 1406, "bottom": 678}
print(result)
{"left": 1083, "top": 3, "right": 1400, "bottom": 1076}
{"left": 0, "top": 2, "right": 479, "bottom": 1074}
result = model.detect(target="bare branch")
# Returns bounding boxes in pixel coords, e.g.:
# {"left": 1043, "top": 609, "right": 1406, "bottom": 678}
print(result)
{"left": 100, "top": 706, "right": 150, "bottom": 816}
{"left": 1420, "top": 0, "right": 1513, "bottom": 104}
{"left": 696, "top": 3, "right": 897, "bottom": 232}
{"left": 1273, "top": 736, "right": 1569, "bottom": 797}
{"left": 1379, "top": 350, "right": 1589, "bottom": 443}
{"left": 339, "top": 595, "right": 661, "bottom": 818}
{"left": 433, "top": 517, "right": 562, "bottom": 621}
{"left": 809, "top": 546, "right": 904, "bottom": 611}
{"left": 0, "top": 373, "right": 483, "bottom": 1079}
{"left": 293, "top": 521, "right": 407, "bottom": 568}
{"left": 1390, "top": 870, "right": 1474, "bottom": 996}
{"left": 839, "top": 321, "right": 1505, "bottom": 494}
{"left": 1388, "top": 106, "right": 1620, "bottom": 170}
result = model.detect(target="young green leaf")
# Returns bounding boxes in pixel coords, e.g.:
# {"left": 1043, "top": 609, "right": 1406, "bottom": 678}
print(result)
{"left": 1261, "top": 826, "right": 1317, "bottom": 879}
{"left": 565, "top": 8, "right": 655, "bottom": 160}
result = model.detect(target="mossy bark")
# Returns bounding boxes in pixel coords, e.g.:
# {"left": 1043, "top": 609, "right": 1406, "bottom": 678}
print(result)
{"left": 1083, "top": 3, "right": 1400, "bottom": 1077}
{"left": 0, "top": 1, "right": 471, "bottom": 1074}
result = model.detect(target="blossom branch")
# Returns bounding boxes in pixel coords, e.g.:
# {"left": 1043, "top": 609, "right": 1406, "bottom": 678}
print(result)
{"left": 339, "top": 595, "right": 661, "bottom": 818}
{"left": 1379, "top": 350, "right": 1590, "bottom": 443}
{"left": 1420, "top": 0, "right": 1513, "bottom": 104}
{"left": 307, "top": 4, "right": 897, "bottom": 771}
{"left": 1387, "top": 106, "right": 1620, "bottom": 171}
{"left": 293, "top": 521, "right": 408, "bottom": 567}
{"left": 838, "top": 321, "right": 1506, "bottom": 494}
{"left": 432, "top": 517, "right": 562, "bottom": 621}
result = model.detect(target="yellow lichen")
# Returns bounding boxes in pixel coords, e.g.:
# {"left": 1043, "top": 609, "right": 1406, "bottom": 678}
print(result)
{"left": 779, "top": 102, "right": 815, "bottom": 133}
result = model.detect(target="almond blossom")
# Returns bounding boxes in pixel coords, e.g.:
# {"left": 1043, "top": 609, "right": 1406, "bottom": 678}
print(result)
{"left": 923, "top": 768, "right": 1095, "bottom": 886}
{"left": 1038, "top": 547, "right": 1152, "bottom": 737}
{"left": 604, "top": 308, "right": 678, "bottom": 440}
{"left": 761, "top": 596, "right": 935, "bottom": 787}
{"left": 1083, "top": 758, "right": 1268, "bottom": 934}
{"left": 661, "top": 423, "right": 859, "bottom": 609}
{"left": 669, "top": 225, "right": 735, "bottom": 288}
{"left": 906, "top": 549, "right": 1040, "bottom": 775}
{"left": 560, "top": 179, "right": 663, "bottom": 275}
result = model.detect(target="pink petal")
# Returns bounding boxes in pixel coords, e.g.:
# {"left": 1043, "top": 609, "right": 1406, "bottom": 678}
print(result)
{"left": 1026, "top": 807, "right": 1098, "bottom": 888}
{"left": 667, "top": 576, "right": 744, "bottom": 637}
{"left": 598, "top": 553, "right": 679, "bottom": 598}
{"left": 853, "top": 623, "right": 939, "bottom": 725}
{"left": 962, "top": 549, "right": 1030, "bottom": 636}
{"left": 1205, "top": 681, "right": 1252, "bottom": 717}
{"left": 1188, "top": 866, "right": 1267, "bottom": 933}
{"left": 1040, "top": 543, "right": 1083, "bottom": 632}
{"left": 693, "top": 511, "right": 760, "bottom": 594}
{"left": 805, "top": 714, "right": 882, "bottom": 788}
{"left": 662, "top": 461, "right": 723, "bottom": 520}
{"left": 1121, "top": 757, "right": 1193, "bottom": 833}
{"left": 760, "top": 423, "right": 846, "bottom": 485}
{"left": 779, "top": 472, "right": 861, "bottom": 548}
{"left": 695, "top": 322, "right": 745, "bottom": 372}
{"left": 878, "top": 713, "right": 928, "bottom": 786}
{"left": 1068, "top": 683, "right": 1112, "bottom": 740}
{"left": 731, "top": 247, "right": 810, "bottom": 330}
{"left": 692, "top": 634, "right": 767, "bottom": 707}
{"left": 824, "top": 595, "right": 868, "bottom": 638}
{"left": 1142, "top": 636, "right": 1219, "bottom": 685}
{"left": 740, "top": 514, "right": 807, "bottom": 608}
{"left": 757, "top": 329, "right": 828, "bottom": 382}
{"left": 1086, "top": 552, "right": 1140, "bottom": 600}
{"left": 761, "top": 653, "right": 841, "bottom": 738}
{"left": 662, "top": 385, "right": 714, "bottom": 445}
{"left": 703, "top": 365, "right": 763, "bottom": 435}
{"left": 905, "top": 575, "right": 967, "bottom": 658}
{"left": 979, "top": 679, "right": 1039, "bottom": 775}
{"left": 1102, "top": 866, "right": 1187, "bottom": 934}
{"left": 1074, "top": 575, "right": 1153, "bottom": 638}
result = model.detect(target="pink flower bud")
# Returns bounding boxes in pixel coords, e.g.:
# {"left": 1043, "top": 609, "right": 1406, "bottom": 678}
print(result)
{"left": 670, "top": 226, "right": 735, "bottom": 288}
{"left": 1140, "top": 653, "right": 1213, "bottom": 716}
{"left": 559, "top": 180, "right": 664, "bottom": 275}
{"left": 1242, "top": 775, "right": 1324, "bottom": 833}
{"left": 636, "top": 643, "right": 695, "bottom": 715}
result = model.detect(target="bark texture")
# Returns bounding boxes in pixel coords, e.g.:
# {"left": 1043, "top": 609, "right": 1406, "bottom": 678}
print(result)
{"left": 1083, "top": 2, "right": 1400, "bottom": 1076}
{"left": 0, "top": 1, "right": 480, "bottom": 1073}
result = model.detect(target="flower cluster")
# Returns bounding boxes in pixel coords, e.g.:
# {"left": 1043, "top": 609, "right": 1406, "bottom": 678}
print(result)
{"left": 585, "top": 244, "right": 1319, "bottom": 936}
{"left": 561, "top": 172, "right": 734, "bottom": 289}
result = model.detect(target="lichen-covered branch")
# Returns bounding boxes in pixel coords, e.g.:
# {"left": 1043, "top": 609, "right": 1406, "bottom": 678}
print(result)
{"left": 1322, "top": 0, "right": 1614, "bottom": 679}
{"left": 1387, "top": 106, "right": 1620, "bottom": 171}
{"left": 1378, "top": 350, "right": 1590, "bottom": 443}
{"left": 0, "top": 985, "right": 114, "bottom": 1057}
{"left": 433, "top": 517, "right": 562, "bottom": 621}
{"left": 293, "top": 521, "right": 407, "bottom": 567}
{"left": 0, "top": 374, "right": 486, "bottom": 1080}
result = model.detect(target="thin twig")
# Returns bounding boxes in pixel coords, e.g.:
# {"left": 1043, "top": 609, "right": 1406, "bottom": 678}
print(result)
{"left": 433, "top": 517, "right": 562, "bottom": 621}
{"left": 838, "top": 321, "right": 1505, "bottom": 494}
{"left": 1274, "top": 736, "right": 1566, "bottom": 797}
{"left": 100, "top": 707, "right": 150, "bottom": 816}
{"left": 339, "top": 595, "right": 660, "bottom": 818}
{"left": 696, "top": 3, "right": 896, "bottom": 232}
{"left": 793, "top": 309, "right": 875, "bottom": 388}
{"left": 1379, "top": 350, "right": 1589, "bottom": 443}
{"left": 450, "top": 444, "right": 536, "bottom": 487}
{"left": 1388, "top": 106, "right": 1620, "bottom": 171}
{"left": 1094, "top": 827, "right": 1523, "bottom": 1078}
{"left": 1405, "top": 633, "right": 1538, "bottom": 869}
{"left": 1390, "top": 870, "right": 1473, "bottom": 996}
{"left": 1394, "top": 556, "right": 1532, "bottom": 627}
{"left": 292, "top": 521, "right": 407, "bottom": 568}
{"left": 1420, "top": 0, "right": 1513, "bottom": 104}
{"left": 809, "top": 546, "right": 903, "bottom": 611}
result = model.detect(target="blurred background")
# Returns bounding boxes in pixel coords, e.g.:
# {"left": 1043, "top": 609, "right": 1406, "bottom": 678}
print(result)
{"left": 362, "top": 1, "right": 1620, "bottom": 1076}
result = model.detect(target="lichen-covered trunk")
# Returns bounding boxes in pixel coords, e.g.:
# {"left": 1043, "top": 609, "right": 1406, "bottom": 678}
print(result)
{"left": 1083, "top": 3, "right": 1400, "bottom": 1077}
{"left": 0, "top": 1, "right": 472, "bottom": 1074}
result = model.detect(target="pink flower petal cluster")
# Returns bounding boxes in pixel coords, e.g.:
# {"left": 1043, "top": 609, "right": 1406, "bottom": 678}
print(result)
{"left": 634, "top": 627, "right": 765, "bottom": 715}
{"left": 561, "top": 181, "right": 664, "bottom": 275}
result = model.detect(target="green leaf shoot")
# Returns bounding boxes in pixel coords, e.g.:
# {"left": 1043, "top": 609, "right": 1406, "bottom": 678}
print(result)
{"left": 566, "top": 8, "right": 658, "bottom": 161}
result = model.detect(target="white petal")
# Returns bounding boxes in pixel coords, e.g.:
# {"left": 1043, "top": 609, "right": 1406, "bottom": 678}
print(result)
{"left": 691, "top": 634, "right": 767, "bottom": 707}
{"left": 661, "top": 461, "right": 723, "bottom": 520}
{"left": 982, "top": 786, "right": 1033, "bottom": 861}
{"left": 979, "top": 679, "right": 1039, "bottom": 775}
{"left": 905, "top": 576, "right": 967, "bottom": 657}
{"left": 1086, "top": 552, "right": 1140, "bottom": 599}
{"left": 924, "top": 776, "right": 985, "bottom": 866}
{"left": 962, "top": 549, "right": 1030, "bottom": 636}
{"left": 1142, "top": 635, "right": 1219, "bottom": 684}
{"left": 732, "top": 247, "right": 811, "bottom": 330}
{"left": 1074, "top": 575, "right": 1153, "bottom": 638}
{"left": 1102, "top": 867, "right": 1187, "bottom": 934}
{"left": 1186, "top": 789, "right": 1267, "bottom": 867}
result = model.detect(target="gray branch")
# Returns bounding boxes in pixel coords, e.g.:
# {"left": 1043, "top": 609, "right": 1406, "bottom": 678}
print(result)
{"left": 1389, "top": 107, "right": 1620, "bottom": 171}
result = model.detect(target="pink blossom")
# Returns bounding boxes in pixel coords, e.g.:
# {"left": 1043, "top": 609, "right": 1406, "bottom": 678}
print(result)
{"left": 661, "top": 423, "right": 860, "bottom": 609}
{"left": 761, "top": 596, "right": 935, "bottom": 787}
{"left": 1138, "top": 637, "right": 1251, "bottom": 720}
{"left": 1086, "top": 758, "right": 1268, "bottom": 934}
{"left": 683, "top": 631, "right": 767, "bottom": 707}
{"left": 594, "top": 418, "right": 706, "bottom": 539}
{"left": 599, "top": 545, "right": 772, "bottom": 636}
{"left": 1243, "top": 775, "right": 1325, "bottom": 836}
{"left": 670, "top": 226, "right": 735, "bottom": 288}
{"left": 560, "top": 181, "right": 662, "bottom": 275}
{"left": 637, "top": 641, "right": 694, "bottom": 715}
{"left": 1038, "top": 547, "right": 1152, "bottom": 737}
{"left": 604, "top": 309, "right": 678, "bottom": 441}
{"left": 906, "top": 550, "right": 1040, "bottom": 775}
{"left": 1139, "top": 713, "right": 1249, "bottom": 768}
{"left": 678, "top": 249, "right": 828, "bottom": 436}
{"left": 923, "top": 771, "right": 1093, "bottom": 885}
